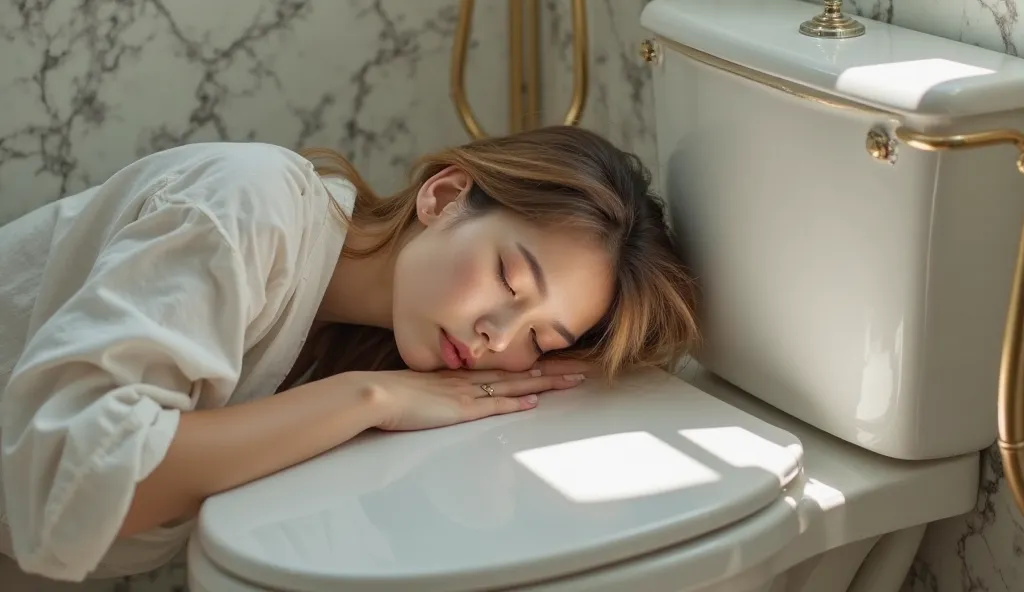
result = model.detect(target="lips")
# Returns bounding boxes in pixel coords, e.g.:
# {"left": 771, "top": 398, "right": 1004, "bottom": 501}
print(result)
{"left": 439, "top": 330, "right": 462, "bottom": 369}
{"left": 441, "top": 329, "right": 474, "bottom": 369}
{"left": 450, "top": 335, "right": 475, "bottom": 368}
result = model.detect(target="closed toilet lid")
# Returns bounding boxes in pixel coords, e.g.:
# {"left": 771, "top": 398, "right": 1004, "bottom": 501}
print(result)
{"left": 195, "top": 368, "right": 803, "bottom": 592}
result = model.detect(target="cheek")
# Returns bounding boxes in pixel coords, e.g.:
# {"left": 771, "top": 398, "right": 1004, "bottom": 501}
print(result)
{"left": 434, "top": 250, "right": 497, "bottom": 311}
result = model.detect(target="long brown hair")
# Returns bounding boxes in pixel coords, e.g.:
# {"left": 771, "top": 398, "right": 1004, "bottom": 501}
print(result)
{"left": 299, "top": 126, "right": 699, "bottom": 381}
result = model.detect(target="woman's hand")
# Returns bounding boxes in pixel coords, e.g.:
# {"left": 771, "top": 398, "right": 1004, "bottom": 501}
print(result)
{"left": 355, "top": 368, "right": 586, "bottom": 432}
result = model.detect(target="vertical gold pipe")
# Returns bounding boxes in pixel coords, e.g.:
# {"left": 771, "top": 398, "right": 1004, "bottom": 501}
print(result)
{"left": 1000, "top": 221, "right": 1024, "bottom": 515}
{"left": 451, "top": 0, "right": 487, "bottom": 139}
{"left": 562, "top": 0, "right": 589, "bottom": 126}
{"left": 508, "top": 0, "right": 524, "bottom": 133}
{"left": 524, "top": 0, "right": 541, "bottom": 130}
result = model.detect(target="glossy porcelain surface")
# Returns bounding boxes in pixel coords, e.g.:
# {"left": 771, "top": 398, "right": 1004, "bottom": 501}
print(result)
{"left": 644, "top": 0, "right": 1024, "bottom": 460}
{"left": 188, "top": 368, "right": 980, "bottom": 592}
{"left": 641, "top": 0, "right": 1024, "bottom": 118}
{"left": 194, "top": 369, "right": 802, "bottom": 592}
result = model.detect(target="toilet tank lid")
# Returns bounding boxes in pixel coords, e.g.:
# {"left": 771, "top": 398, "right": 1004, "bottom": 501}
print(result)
{"left": 641, "top": 0, "right": 1024, "bottom": 118}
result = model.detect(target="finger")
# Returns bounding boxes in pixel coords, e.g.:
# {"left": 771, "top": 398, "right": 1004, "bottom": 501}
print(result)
{"left": 464, "top": 394, "right": 539, "bottom": 421}
{"left": 532, "top": 359, "right": 598, "bottom": 377}
{"left": 489, "top": 373, "right": 586, "bottom": 397}
{"left": 439, "top": 368, "right": 543, "bottom": 385}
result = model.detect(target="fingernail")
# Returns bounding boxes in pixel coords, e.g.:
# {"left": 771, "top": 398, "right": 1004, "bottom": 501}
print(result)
{"left": 530, "top": 368, "right": 543, "bottom": 377}
{"left": 563, "top": 374, "right": 585, "bottom": 382}
{"left": 525, "top": 395, "right": 538, "bottom": 404}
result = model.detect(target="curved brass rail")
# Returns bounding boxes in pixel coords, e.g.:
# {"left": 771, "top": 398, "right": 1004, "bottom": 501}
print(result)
{"left": 451, "top": 0, "right": 487, "bottom": 139}
{"left": 562, "top": 0, "right": 589, "bottom": 126}
{"left": 894, "top": 128, "right": 1024, "bottom": 173}
{"left": 451, "top": 0, "right": 589, "bottom": 139}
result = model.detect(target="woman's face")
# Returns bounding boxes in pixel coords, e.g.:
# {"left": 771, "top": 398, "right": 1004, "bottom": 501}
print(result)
{"left": 392, "top": 167, "right": 615, "bottom": 372}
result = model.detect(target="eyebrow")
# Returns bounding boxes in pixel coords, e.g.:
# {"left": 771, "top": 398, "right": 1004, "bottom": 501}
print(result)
{"left": 516, "top": 242, "right": 578, "bottom": 346}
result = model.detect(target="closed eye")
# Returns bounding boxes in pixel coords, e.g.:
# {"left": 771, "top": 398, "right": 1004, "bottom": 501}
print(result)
{"left": 498, "top": 257, "right": 516, "bottom": 296}
{"left": 500, "top": 257, "right": 545, "bottom": 355}
{"left": 530, "top": 329, "right": 544, "bottom": 356}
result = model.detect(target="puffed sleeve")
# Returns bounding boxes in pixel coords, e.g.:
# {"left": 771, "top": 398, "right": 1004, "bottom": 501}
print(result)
{"left": 0, "top": 190, "right": 256, "bottom": 580}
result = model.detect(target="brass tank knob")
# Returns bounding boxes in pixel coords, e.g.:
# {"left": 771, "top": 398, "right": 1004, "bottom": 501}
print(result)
{"left": 640, "top": 39, "right": 658, "bottom": 63}
{"left": 866, "top": 128, "right": 896, "bottom": 164}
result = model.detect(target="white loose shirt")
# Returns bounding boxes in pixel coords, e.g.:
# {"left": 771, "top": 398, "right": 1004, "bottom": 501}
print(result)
{"left": 0, "top": 142, "right": 355, "bottom": 581}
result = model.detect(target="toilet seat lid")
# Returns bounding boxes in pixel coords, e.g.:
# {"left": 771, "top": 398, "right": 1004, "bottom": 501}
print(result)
{"left": 195, "top": 368, "right": 803, "bottom": 592}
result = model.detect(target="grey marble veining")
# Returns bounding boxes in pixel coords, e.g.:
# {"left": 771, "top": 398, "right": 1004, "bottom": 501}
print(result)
{"left": 0, "top": 0, "right": 510, "bottom": 225}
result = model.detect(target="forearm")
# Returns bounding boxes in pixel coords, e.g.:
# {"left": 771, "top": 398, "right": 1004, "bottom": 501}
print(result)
{"left": 118, "top": 372, "right": 381, "bottom": 538}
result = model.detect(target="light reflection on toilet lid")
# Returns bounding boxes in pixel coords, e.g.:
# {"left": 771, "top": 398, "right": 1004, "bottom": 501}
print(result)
{"left": 194, "top": 368, "right": 804, "bottom": 592}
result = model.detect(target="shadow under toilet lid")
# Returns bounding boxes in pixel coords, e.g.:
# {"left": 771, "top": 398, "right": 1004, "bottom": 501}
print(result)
{"left": 194, "top": 368, "right": 804, "bottom": 592}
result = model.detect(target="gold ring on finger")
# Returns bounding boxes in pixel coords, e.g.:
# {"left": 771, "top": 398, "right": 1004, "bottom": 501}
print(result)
{"left": 480, "top": 383, "right": 495, "bottom": 397}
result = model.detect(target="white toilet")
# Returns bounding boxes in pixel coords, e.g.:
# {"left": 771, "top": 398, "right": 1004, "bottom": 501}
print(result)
{"left": 186, "top": 0, "right": 1024, "bottom": 590}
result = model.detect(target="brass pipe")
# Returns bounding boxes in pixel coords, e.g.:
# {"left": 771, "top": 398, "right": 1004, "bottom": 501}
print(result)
{"left": 525, "top": 0, "right": 541, "bottom": 130}
{"left": 1000, "top": 225, "right": 1024, "bottom": 514}
{"left": 451, "top": 0, "right": 589, "bottom": 138}
{"left": 452, "top": 0, "right": 487, "bottom": 139}
{"left": 562, "top": 0, "right": 589, "bottom": 126}
{"left": 895, "top": 127, "right": 1024, "bottom": 173}
{"left": 509, "top": 0, "right": 524, "bottom": 133}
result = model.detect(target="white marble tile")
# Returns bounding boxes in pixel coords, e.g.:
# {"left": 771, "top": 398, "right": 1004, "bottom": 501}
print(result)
{"left": 0, "top": 0, "right": 508, "bottom": 225}
{"left": 901, "top": 446, "right": 1024, "bottom": 592}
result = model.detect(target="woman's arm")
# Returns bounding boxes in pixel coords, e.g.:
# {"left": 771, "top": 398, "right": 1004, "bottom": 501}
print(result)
{"left": 119, "top": 373, "right": 383, "bottom": 537}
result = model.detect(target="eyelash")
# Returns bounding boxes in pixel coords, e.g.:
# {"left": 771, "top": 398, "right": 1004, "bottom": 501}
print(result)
{"left": 498, "top": 257, "right": 544, "bottom": 356}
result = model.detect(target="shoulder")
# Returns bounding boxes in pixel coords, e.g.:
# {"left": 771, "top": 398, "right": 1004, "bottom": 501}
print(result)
{"left": 137, "top": 142, "right": 332, "bottom": 259}
{"left": 151, "top": 142, "right": 323, "bottom": 214}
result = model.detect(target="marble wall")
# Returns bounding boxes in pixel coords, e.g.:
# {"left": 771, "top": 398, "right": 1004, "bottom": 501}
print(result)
{"left": 0, "top": 0, "right": 513, "bottom": 226}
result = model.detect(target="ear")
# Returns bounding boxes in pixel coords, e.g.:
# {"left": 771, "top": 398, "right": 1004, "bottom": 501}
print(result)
{"left": 416, "top": 166, "right": 472, "bottom": 226}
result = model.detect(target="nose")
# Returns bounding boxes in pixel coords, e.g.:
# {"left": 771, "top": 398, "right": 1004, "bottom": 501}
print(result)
{"left": 476, "top": 312, "right": 521, "bottom": 353}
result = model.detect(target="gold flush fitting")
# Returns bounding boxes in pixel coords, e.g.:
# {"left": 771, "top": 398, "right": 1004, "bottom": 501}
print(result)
{"left": 640, "top": 39, "right": 658, "bottom": 63}
{"left": 865, "top": 128, "right": 896, "bottom": 164}
{"left": 799, "top": 0, "right": 866, "bottom": 39}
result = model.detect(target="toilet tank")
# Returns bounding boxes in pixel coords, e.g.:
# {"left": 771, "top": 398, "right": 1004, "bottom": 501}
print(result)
{"left": 642, "top": 0, "right": 1024, "bottom": 460}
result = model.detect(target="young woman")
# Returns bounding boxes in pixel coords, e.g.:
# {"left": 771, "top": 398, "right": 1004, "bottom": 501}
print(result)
{"left": 0, "top": 126, "right": 699, "bottom": 581}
